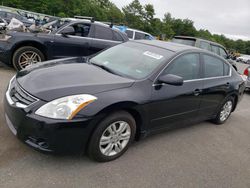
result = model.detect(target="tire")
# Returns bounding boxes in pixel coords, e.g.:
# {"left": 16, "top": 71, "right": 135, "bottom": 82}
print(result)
{"left": 212, "top": 96, "right": 235, "bottom": 125}
{"left": 88, "top": 111, "right": 136, "bottom": 162}
{"left": 12, "top": 46, "right": 45, "bottom": 71}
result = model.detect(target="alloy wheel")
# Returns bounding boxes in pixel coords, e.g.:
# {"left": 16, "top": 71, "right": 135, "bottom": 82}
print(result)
{"left": 18, "top": 51, "right": 42, "bottom": 69}
{"left": 99, "top": 121, "right": 131, "bottom": 157}
{"left": 219, "top": 101, "right": 233, "bottom": 122}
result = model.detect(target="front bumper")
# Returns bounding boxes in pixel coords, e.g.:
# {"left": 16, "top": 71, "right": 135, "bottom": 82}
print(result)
{"left": 3, "top": 95, "right": 98, "bottom": 154}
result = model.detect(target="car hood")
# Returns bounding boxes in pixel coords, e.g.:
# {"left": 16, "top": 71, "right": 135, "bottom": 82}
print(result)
{"left": 16, "top": 59, "right": 135, "bottom": 101}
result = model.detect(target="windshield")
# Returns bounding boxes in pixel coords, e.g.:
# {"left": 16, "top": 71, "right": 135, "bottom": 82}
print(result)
{"left": 172, "top": 38, "right": 195, "bottom": 46}
{"left": 90, "top": 42, "right": 173, "bottom": 79}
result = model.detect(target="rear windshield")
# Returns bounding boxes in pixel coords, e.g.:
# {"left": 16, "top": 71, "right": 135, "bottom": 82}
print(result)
{"left": 172, "top": 38, "right": 196, "bottom": 46}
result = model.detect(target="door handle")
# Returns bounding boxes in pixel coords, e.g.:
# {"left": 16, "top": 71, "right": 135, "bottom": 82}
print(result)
{"left": 193, "top": 89, "right": 202, "bottom": 96}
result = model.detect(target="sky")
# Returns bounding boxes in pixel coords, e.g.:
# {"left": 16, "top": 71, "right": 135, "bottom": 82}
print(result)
{"left": 111, "top": 0, "right": 250, "bottom": 41}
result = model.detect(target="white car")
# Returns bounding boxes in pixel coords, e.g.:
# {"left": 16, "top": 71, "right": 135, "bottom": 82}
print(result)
{"left": 125, "top": 28, "right": 154, "bottom": 40}
{"left": 237, "top": 55, "right": 250, "bottom": 64}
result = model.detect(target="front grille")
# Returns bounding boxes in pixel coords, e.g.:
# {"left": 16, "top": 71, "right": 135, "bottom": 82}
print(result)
{"left": 9, "top": 83, "right": 37, "bottom": 106}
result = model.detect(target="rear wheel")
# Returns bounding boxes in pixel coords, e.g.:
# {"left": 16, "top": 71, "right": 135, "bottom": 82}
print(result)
{"left": 212, "top": 96, "right": 234, "bottom": 125}
{"left": 12, "top": 46, "right": 45, "bottom": 71}
{"left": 88, "top": 111, "right": 136, "bottom": 162}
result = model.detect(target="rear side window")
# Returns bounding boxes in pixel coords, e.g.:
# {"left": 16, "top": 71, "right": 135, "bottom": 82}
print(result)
{"left": 134, "top": 32, "right": 145, "bottom": 40}
{"left": 94, "top": 25, "right": 113, "bottom": 40}
{"left": 125, "top": 30, "right": 133, "bottom": 39}
{"left": 203, "top": 54, "right": 229, "bottom": 78}
{"left": 200, "top": 41, "right": 211, "bottom": 51}
{"left": 219, "top": 47, "right": 228, "bottom": 59}
{"left": 113, "top": 31, "right": 123, "bottom": 41}
{"left": 211, "top": 45, "right": 220, "bottom": 55}
{"left": 164, "top": 53, "right": 200, "bottom": 80}
{"left": 172, "top": 38, "right": 195, "bottom": 46}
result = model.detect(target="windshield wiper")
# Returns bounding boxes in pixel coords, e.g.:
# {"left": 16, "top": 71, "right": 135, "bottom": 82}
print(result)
{"left": 91, "top": 63, "right": 118, "bottom": 75}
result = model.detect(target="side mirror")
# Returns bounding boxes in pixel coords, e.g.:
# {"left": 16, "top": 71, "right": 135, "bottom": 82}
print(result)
{"left": 61, "top": 26, "right": 74, "bottom": 37}
{"left": 158, "top": 74, "right": 184, "bottom": 86}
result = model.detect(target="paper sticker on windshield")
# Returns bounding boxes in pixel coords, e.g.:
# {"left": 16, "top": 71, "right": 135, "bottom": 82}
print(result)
{"left": 143, "top": 51, "right": 163, "bottom": 60}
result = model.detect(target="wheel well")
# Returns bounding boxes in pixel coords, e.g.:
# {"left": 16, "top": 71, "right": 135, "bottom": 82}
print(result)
{"left": 11, "top": 41, "right": 47, "bottom": 61}
{"left": 231, "top": 94, "right": 238, "bottom": 112}
{"left": 96, "top": 102, "right": 144, "bottom": 140}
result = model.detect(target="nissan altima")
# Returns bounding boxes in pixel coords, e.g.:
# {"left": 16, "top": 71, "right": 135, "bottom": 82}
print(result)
{"left": 4, "top": 40, "right": 245, "bottom": 162}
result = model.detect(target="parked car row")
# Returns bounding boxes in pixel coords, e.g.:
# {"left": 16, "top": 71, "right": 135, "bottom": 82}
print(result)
{"left": 236, "top": 55, "right": 250, "bottom": 64}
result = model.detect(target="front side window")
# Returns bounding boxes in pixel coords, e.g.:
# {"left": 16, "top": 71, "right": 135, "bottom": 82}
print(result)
{"left": 61, "top": 23, "right": 91, "bottom": 37}
{"left": 90, "top": 42, "right": 173, "bottom": 79}
{"left": 200, "top": 41, "right": 211, "bottom": 51}
{"left": 163, "top": 53, "right": 200, "bottom": 80}
{"left": 203, "top": 54, "right": 226, "bottom": 78}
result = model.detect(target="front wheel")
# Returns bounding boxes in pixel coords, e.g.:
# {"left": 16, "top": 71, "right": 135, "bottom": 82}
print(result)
{"left": 12, "top": 46, "right": 45, "bottom": 71}
{"left": 88, "top": 111, "right": 136, "bottom": 162}
{"left": 212, "top": 96, "right": 234, "bottom": 125}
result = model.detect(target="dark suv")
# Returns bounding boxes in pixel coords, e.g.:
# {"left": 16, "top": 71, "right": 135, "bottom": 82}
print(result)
{"left": 172, "top": 36, "right": 237, "bottom": 70}
{"left": 0, "top": 19, "right": 128, "bottom": 70}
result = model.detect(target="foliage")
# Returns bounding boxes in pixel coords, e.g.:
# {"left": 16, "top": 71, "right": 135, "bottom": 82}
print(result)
{"left": 2, "top": 0, "right": 249, "bottom": 54}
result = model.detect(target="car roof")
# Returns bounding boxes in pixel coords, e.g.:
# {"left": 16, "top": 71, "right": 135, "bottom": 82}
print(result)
{"left": 174, "top": 36, "right": 225, "bottom": 48}
{"left": 132, "top": 40, "right": 201, "bottom": 53}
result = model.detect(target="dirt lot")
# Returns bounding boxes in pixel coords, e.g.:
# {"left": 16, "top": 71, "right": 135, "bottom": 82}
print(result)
{"left": 0, "top": 63, "right": 250, "bottom": 188}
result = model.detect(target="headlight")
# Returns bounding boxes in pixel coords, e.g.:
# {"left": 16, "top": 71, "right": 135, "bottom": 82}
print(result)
{"left": 0, "top": 35, "right": 11, "bottom": 41}
{"left": 35, "top": 94, "right": 97, "bottom": 120}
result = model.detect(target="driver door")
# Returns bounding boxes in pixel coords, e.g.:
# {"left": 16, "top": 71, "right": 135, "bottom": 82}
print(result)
{"left": 147, "top": 53, "right": 203, "bottom": 131}
{"left": 52, "top": 23, "right": 93, "bottom": 58}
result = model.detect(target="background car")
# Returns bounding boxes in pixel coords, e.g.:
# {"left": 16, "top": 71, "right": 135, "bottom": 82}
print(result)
{"left": 0, "top": 10, "right": 33, "bottom": 26}
{"left": 4, "top": 40, "right": 245, "bottom": 162}
{"left": 172, "top": 36, "right": 238, "bottom": 70}
{"left": 0, "top": 19, "right": 128, "bottom": 70}
{"left": 243, "top": 66, "right": 250, "bottom": 89}
{"left": 125, "top": 28, "right": 154, "bottom": 40}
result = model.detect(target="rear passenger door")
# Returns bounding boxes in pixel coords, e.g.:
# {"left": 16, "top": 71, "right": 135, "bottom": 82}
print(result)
{"left": 199, "top": 54, "right": 231, "bottom": 118}
{"left": 89, "top": 25, "right": 123, "bottom": 54}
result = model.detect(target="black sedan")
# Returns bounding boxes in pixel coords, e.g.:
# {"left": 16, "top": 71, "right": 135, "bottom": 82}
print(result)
{"left": 0, "top": 19, "right": 128, "bottom": 70}
{"left": 4, "top": 40, "right": 245, "bottom": 162}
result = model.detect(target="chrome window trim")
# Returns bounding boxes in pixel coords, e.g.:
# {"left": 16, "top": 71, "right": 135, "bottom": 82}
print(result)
{"left": 152, "top": 52, "right": 232, "bottom": 86}
{"left": 54, "top": 33, "right": 121, "bottom": 43}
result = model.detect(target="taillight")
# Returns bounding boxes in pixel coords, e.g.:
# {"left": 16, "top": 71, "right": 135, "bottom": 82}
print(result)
{"left": 244, "top": 68, "right": 249, "bottom": 76}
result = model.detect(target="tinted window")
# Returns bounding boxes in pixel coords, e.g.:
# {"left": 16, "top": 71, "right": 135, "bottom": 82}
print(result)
{"left": 95, "top": 25, "right": 113, "bottom": 40}
{"left": 164, "top": 53, "right": 200, "bottom": 80}
{"left": 125, "top": 30, "right": 133, "bottom": 39}
{"left": 172, "top": 38, "right": 195, "bottom": 46}
{"left": 134, "top": 32, "right": 145, "bottom": 40}
{"left": 211, "top": 45, "right": 220, "bottom": 55}
{"left": 62, "top": 23, "right": 91, "bottom": 37}
{"left": 200, "top": 41, "right": 211, "bottom": 51}
{"left": 113, "top": 31, "right": 123, "bottom": 41}
{"left": 203, "top": 55, "right": 224, "bottom": 78}
{"left": 219, "top": 47, "right": 228, "bottom": 59}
